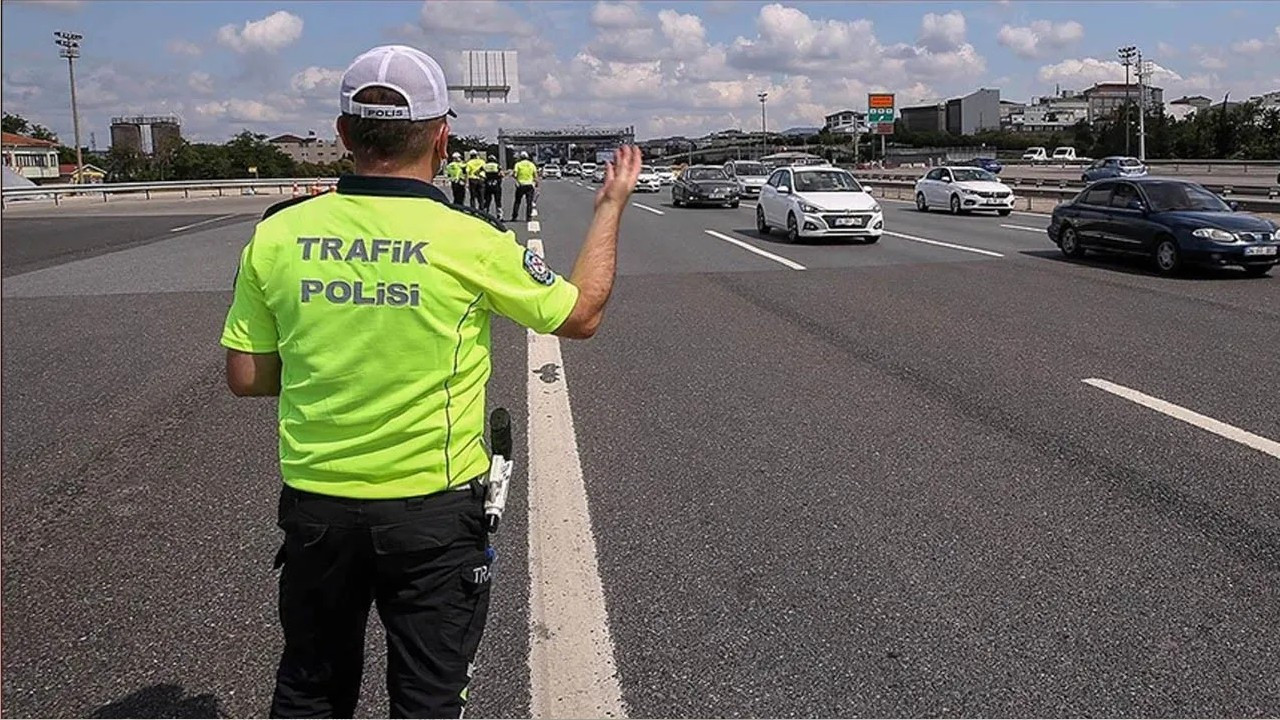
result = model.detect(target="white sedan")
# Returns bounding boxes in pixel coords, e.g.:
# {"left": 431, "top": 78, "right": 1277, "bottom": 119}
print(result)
{"left": 756, "top": 166, "right": 883, "bottom": 243}
{"left": 654, "top": 166, "right": 676, "bottom": 184}
{"left": 635, "top": 165, "right": 662, "bottom": 192}
{"left": 914, "top": 167, "right": 1015, "bottom": 216}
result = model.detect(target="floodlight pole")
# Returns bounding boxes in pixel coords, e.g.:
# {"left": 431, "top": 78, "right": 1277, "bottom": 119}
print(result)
{"left": 758, "top": 92, "right": 768, "bottom": 161}
{"left": 55, "top": 30, "right": 84, "bottom": 183}
{"left": 1118, "top": 45, "right": 1137, "bottom": 156}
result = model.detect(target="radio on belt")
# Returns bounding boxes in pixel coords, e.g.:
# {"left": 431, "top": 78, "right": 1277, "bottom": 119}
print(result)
{"left": 484, "top": 408, "right": 515, "bottom": 533}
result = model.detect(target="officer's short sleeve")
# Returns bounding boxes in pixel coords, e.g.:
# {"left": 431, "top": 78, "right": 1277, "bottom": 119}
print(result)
{"left": 220, "top": 238, "right": 279, "bottom": 353}
{"left": 478, "top": 232, "right": 579, "bottom": 335}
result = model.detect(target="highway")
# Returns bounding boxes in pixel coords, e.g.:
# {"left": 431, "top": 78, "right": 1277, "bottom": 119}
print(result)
{"left": 3, "top": 179, "right": 1279, "bottom": 718}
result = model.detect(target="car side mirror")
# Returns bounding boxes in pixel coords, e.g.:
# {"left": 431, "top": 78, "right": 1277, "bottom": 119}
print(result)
{"left": 1127, "top": 199, "right": 1145, "bottom": 212}
{"left": 863, "top": 185, "right": 874, "bottom": 194}
{"left": 777, "top": 186, "right": 791, "bottom": 194}
{"left": 1228, "top": 200, "right": 1240, "bottom": 211}
{"left": 943, "top": 177, "right": 952, "bottom": 183}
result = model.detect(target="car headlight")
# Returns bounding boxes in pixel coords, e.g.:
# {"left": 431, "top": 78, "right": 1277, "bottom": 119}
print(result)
{"left": 799, "top": 202, "right": 823, "bottom": 213}
{"left": 1192, "top": 228, "right": 1237, "bottom": 243}
{"left": 870, "top": 203, "right": 882, "bottom": 213}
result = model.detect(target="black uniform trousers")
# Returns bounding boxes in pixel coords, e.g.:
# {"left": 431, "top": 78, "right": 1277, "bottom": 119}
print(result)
{"left": 483, "top": 181, "right": 503, "bottom": 218}
{"left": 270, "top": 482, "right": 491, "bottom": 719}
{"left": 450, "top": 181, "right": 466, "bottom": 206}
{"left": 512, "top": 185, "right": 535, "bottom": 222}
{"left": 467, "top": 180, "right": 484, "bottom": 209}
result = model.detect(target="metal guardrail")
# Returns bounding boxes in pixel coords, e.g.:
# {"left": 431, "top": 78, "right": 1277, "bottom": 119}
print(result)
{"left": 997, "top": 158, "right": 1280, "bottom": 174}
{"left": 851, "top": 167, "right": 1280, "bottom": 198}
{"left": 1, "top": 177, "right": 341, "bottom": 207}
{"left": 856, "top": 176, "right": 1280, "bottom": 214}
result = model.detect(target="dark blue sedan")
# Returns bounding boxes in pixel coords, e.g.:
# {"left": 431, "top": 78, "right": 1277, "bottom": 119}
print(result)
{"left": 1048, "top": 178, "right": 1278, "bottom": 276}
{"left": 968, "top": 157, "right": 1003, "bottom": 174}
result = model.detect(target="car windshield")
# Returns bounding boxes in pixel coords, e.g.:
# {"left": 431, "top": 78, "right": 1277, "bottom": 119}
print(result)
{"left": 1142, "top": 182, "right": 1231, "bottom": 212}
{"left": 951, "top": 168, "right": 997, "bottom": 182}
{"left": 734, "top": 163, "right": 768, "bottom": 176}
{"left": 686, "top": 168, "right": 727, "bottom": 181}
{"left": 641, "top": 166, "right": 655, "bottom": 174}
{"left": 656, "top": 167, "right": 672, "bottom": 173}
{"left": 794, "top": 170, "right": 862, "bottom": 192}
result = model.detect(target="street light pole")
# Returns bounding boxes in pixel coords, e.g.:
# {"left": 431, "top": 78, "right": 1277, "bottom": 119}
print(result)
{"left": 758, "top": 91, "right": 768, "bottom": 161}
{"left": 1137, "top": 53, "right": 1150, "bottom": 162}
{"left": 1118, "top": 46, "right": 1137, "bottom": 156}
{"left": 54, "top": 31, "right": 84, "bottom": 184}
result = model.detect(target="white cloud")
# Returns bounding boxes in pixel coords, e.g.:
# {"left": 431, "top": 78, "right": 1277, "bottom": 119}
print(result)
{"left": 658, "top": 9, "right": 707, "bottom": 59}
{"left": 1230, "top": 38, "right": 1266, "bottom": 55}
{"left": 216, "top": 11, "right": 303, "bottom": 54}
{"left": 1037, "top": 57, "right": 1182, "bottom": 86}
{"left": 166, "top": 39, "right": 202, "bottom": 57}
{"left": 419, "top": 0, "right": 534, "bottom": 36}
{"left": 195, "top": 98, "right": 293, "bottom": 123}
{"left": 1199, "top": 54, "right": 1228, "bottom": 70}
{"left": 188, "top": 71, "right": 214, "bottom": 94}
{"left": 590, "top": 1, "right": 647, "bottom": 29}
{"left": 1156, "top": 42, "right": 1178, "bottom": 58}
{"left": 290, "top": 66, "right": 343, "bottom": 96}
{"left": 919, "top": 11, "right": 967, "bottom": 53}
{"left": 996, "top": 20, "right": 1084, "bottom": 58}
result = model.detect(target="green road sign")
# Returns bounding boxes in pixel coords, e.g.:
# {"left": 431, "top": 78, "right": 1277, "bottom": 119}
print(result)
{"left": 868, "top": 108, "right": 895, "bottom": 124}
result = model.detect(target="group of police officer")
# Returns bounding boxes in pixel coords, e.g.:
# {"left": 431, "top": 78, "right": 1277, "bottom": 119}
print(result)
{"left": 444, "top": 150, "right": 539, "bottom": 222}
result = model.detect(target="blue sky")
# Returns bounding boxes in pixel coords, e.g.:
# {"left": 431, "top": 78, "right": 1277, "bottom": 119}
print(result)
{"left": 4, "top": 0, "right": 1279, "bottom": 145}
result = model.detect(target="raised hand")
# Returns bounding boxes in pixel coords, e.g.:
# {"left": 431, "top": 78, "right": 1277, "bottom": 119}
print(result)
{"left": 595, "top": 145, "right": 644, "bottom": 209}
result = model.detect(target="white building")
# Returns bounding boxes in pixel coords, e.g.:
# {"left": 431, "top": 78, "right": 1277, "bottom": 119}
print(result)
{"left": 1248, "top": 90, "right": 1280, "bottom": 111}
{"left": 268, "top": 133, "right": 350, "bottom": 164}
{"left": 1, "top": 131, "right": 60, "bottom": 184}
{"left": 1006, "top": 92, "right": 1089, "bottom": 132}
{"left": 1166, "top": 95, "right": 1212, "bottom": 121}
{"left": 823, "top": 109, "right": 867, "bottom": 134}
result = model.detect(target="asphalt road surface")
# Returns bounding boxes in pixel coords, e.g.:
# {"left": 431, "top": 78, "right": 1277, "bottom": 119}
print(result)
{"left": 3, "top": 180, "right": 1278, "bottom": 718}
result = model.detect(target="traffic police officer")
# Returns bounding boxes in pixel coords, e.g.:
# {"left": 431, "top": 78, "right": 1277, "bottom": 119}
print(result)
{"left": 446, "top": 151, "right": 466, "bottom": 204}
{"left": 511, "top": 151, "right": 538, "bottom": 222}
{"left": 465, "top": 150, "right": 486, "bottom": 209}
{"left": 482, "top": 154, "right": 503, "bottom": 219}
{"left": 220, "top": 43, "right": 643, "bottom": 718}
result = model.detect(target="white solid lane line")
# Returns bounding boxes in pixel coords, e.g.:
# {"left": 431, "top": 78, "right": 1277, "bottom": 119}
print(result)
{"left": 1083, "top": 378, "right": 1280, "bottom": 460}
{"left": 524, "top": 239, "right": 628, "bottom": 719}
{"left": 1000, "top": 223, "right": 1045, "bottom": 232}
{"left": 631, "top": 202, "right": 665, "bottom": 216}
{"left": 882, "top": 230, "right": 1005, "bottom": 258}
{"left": 703, "top": 230, "right": 806, "bottom": 270}
{"left": 169, "top": 214, "right": 236, "bottom": 232}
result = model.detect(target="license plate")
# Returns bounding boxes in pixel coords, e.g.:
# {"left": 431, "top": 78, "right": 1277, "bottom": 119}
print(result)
{"left": 1244, "top": 246, "right": 1277, "bottom": 256}
{"left": 711, "top": 190, "right": 725, "bottom": 197}
{"left": 834, "top": 217, "right": 865, "bottom": 227}
{"left": 985, "top": 199, "right": 1007, "bottom": 205}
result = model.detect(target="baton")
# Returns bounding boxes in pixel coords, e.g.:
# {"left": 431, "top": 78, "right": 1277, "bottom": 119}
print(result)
{"left": 484, "top": 408, "right": 514, "bottom": 533}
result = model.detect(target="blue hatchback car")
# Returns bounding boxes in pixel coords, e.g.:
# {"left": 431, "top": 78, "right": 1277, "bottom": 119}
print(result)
{"left": 1048, "top": 178, "right": 1278, "bottom": 276}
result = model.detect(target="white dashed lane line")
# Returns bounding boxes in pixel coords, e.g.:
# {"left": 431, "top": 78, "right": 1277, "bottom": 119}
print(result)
{"left": 882, "top": 231, "right": 1005, "bottom": 258}
{"left": 631, "top": 202, "right": 665, "bottom": 216}
{"left": 703, "top": 230, "right": 806, "bottom": 270}
{"left": 1000, "top": 224, "right": 1046, "bottom": 233}
{"left": 169, "top": 214, "right": 237, "bottom": 232}
{"left": 1084, "top": 378, "right": 1280, "bottom": 460}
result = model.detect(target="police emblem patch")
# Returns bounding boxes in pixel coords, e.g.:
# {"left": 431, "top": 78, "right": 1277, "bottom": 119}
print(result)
{"left": 523, "top": 248, "right": 555, "bottom": 285}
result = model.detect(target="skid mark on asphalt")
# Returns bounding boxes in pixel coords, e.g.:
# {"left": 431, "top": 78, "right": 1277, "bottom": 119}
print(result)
{"left": 523, "top": 238, "right": 628, "bottom": 719}
{"left": 1084, "top": 378, "right": 1280, "bottom": 460}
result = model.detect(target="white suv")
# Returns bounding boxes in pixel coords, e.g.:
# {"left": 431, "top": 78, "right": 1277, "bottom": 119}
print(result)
{"left": 914, "top": 166, "right": 1015, "bottom": 215}
{"left": 636, "top": 166, "right": 662, "bottom": 192}
{"left": 756, "top": 166, "right": 882, "bottom": 243}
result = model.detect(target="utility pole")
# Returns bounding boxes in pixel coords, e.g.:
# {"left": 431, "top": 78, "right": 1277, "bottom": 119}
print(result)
{"left": 1137, "top": 52, "right": 1150, "bottom": 161}
{"left": 54, "top": 31, "right": 84, "bottom": 184}
{"left": 1118, "top": 46, "right": 1137, "bottom": 156}
{"left": 758, "top": 91, "right": 768, "bottom": 161}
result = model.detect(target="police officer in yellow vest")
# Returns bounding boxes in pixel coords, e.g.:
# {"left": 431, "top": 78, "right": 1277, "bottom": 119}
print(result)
{"left": 481, "top": 154, "right": 504, "bottom": 220}
{"left": 511, "top": 151, "right": 538, "bottom": 222}
{"left": 220, "top": 43, "right": 643, "bottom": 718}
{"left": 464, "top": 150, "right": 486, "bottom": 209}
{"left": 445, "top": 151, "right": 466, "bottom": 205}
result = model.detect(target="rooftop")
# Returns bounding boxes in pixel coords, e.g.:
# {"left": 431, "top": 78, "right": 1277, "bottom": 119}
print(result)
{"left": 2, "top": 132, "right": 58, "bottom": 148}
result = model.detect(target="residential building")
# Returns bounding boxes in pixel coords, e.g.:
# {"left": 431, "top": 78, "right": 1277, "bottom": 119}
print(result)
{"left": 1, "top": 131, "right": 60, "bottom": 184}
{"left": 942, "top": 89, "right": 1001, "bottom": 136}
{"left": 268, "top": 133, "right": 350, "bottom": 164}
{"left": 823, "top": 109, "right": 866, "bottom": 135}
{"left": 1166, "top": 95, "right": 1212, "bottom": 121}
{"left": 1082, "top": 82, "right": 1163, "bottom": 124}
{"left": 59, "top": 163, "right": 106, "bottom": 184}
{"left": 998, "top": 100, "right": 1026, "bottom": 124}
{"left": 900, "top": 102, "right": 946, "bottom": 133}
{"left": 1007, "top": 91, "right": 1090, "bottom": 132}
{"left": 1248, "top": 90, "right": 1280, "bottom": 111}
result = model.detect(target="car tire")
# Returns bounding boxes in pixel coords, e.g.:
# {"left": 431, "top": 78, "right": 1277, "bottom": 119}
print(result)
{"left": 1081, "top": 174, "right": 1089, "bottom": 183}
{"left": 1154, "top": 236, "right": 1183, "bottom": 275}
{"left": 756, "top": 205, "right": 770, "bottom": 235}
{"left": 915, "top": 192, "right": 928, "bottom": 212}
{"left": 863, "top": 235, "right": 880, "bottom": 244}
{"left": 950, "top": 194, "right": 963, "bottom": 215}
{"left": 786, "top": 213, "right": 800, "bottom": 244}
{"left": 672, "top": 191, "right": 682, "bottom": 208}
{"left": 1058, "top": 225, "right": 1086, "bottom": 259}
{"left": 729, "top": 200, "right": 740, "bottom": 209}
{"left": 1242, "top": 264, "right": 1272, "bottom": 278}
{"left": 998, "top": 209, "right": 1012, "bottom": 216}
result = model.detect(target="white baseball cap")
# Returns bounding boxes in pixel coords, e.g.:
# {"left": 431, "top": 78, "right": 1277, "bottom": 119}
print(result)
{"left": 340, "top": 44, "right": 456, "bottom": 120}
